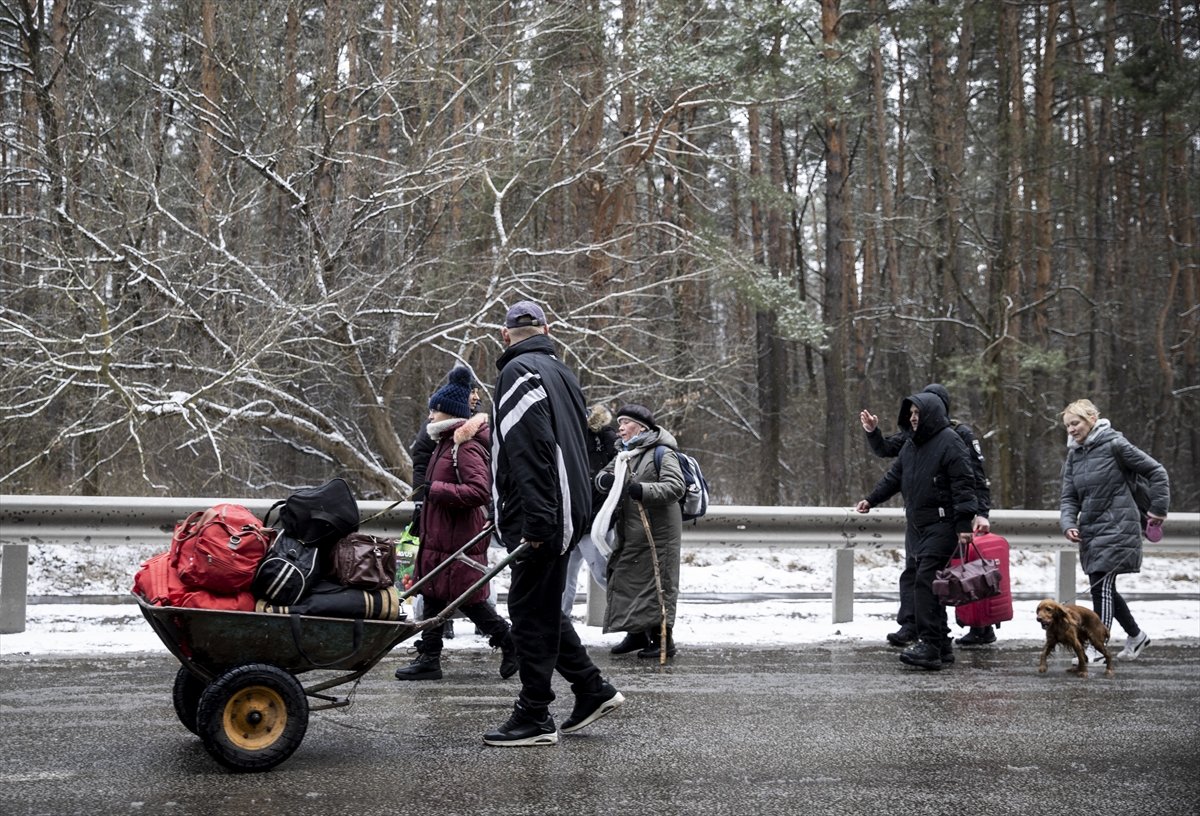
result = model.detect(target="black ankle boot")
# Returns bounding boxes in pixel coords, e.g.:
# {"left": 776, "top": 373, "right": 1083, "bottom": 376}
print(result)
{"left": 394, "top": 652, "right": 443, "bottom": 681}
{"left": 610, "top": 630, "right": 650, "bottom": 655}
{"left": 638, "top": 627, "right": 676, "bottom": 659}
{"left": 490, "top": 631, "right": 519, "bottom": 679}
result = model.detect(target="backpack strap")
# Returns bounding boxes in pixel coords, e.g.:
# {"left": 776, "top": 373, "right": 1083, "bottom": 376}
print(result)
{"left": 264, "top": 499, "right": 286, "bottom": 529}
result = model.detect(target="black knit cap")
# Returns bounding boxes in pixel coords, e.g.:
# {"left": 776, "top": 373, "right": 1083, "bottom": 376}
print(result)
{"left": 615, "top": 403, "right": 657, "bottom": 431}
{"left": 429, "top": 366, "right": 473, "bottom": 419}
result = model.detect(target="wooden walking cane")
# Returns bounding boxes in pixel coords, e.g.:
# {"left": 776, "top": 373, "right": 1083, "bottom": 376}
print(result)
{"left": 634, "top": 500, "right": 669, "bottom": 665}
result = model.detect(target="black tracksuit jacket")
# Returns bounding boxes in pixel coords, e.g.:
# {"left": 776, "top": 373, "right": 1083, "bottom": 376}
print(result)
{"left": 490, "top": 334, "right": 592, "bottom": 554}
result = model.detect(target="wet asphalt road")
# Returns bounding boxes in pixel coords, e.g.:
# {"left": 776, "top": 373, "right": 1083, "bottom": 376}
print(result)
{"left": 1, "top": 642, "right": 1198, "bottom": 816}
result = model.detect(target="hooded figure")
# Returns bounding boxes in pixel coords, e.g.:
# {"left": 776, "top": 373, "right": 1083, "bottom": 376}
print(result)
{"left": 867, "top": 384, "right": 988, "bottom": 508}
{"left": 857, "top": 391, "right": 977, "bottom": 670}
{"left": 861, "top": 383, "right": 996, "bottom": 647}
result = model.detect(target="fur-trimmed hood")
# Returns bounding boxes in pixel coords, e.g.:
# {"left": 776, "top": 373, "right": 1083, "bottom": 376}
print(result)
{"left": 428, "top": 412, "right": 489, "bottom": 447}
{"left": 587, "top": 404, "right": 613, "bottom": 433}
{"left": 454, "top": 412, "right": 489, "bottom": 446}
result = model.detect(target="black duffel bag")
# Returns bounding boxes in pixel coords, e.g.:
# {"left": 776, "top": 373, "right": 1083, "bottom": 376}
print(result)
{"left": 266, "top": 478, "right": 360, "bottom": 548}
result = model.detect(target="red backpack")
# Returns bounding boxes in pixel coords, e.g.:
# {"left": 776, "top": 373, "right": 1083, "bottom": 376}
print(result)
{"left": 168, "top": 503, "right": 273, "bottom": 594}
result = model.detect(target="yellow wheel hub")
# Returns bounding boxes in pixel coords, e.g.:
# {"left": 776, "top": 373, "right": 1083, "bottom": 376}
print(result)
{"left": 222, "top": 685, "right": 288, "bottom": 750}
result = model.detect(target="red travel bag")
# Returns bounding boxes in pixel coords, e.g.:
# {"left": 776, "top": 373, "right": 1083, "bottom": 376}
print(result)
{"left": 132, "top": 550, "right": 256, "bottom": 611}
{"left": 953, "top": 532, "right": 1013, "bottom": 628}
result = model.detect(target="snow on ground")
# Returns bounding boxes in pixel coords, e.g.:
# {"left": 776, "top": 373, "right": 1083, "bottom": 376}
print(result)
{"left": 2, "top": 543, "right": 1198, "bottom": 657}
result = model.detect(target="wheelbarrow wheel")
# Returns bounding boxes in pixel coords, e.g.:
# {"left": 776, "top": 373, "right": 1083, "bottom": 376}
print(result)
{"left": 171, "top": 666, "right": 206, "bottom": 735}
{"left": 196, "top": 663, "right": 308, "bottom": 772}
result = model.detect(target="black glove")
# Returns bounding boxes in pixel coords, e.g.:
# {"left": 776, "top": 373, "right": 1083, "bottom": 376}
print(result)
{"left": 628, "top": 481, "right": 643, "bottom": 501}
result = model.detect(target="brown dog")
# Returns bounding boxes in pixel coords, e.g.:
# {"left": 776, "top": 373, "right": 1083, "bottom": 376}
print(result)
{"left": 1036, "top": 599, "right": 1114, "bottom": 678}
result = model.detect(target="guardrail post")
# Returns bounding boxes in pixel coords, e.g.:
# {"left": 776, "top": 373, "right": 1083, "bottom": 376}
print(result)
{"left": 1, "top": 544, "right": 29, "bottom": 634}
{"left": 832, "top": 548, "right": 854, "bottom": 623}
{"left": 585, "top": 572, "right": 605, "bottom": 626}
{"left": 1055, "top": 549, "right": 1077, "bottom": 603}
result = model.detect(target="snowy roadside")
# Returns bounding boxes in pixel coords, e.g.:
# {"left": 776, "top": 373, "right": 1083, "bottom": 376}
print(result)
{"left": 2, "top": 544, "right": 1197, "bottom": 657}
{"left": 4, "top": 596, "right": 1198, "bottom": 659}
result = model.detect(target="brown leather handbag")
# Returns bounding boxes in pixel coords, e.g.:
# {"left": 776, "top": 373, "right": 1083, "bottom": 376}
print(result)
{"left": 331, "top": 532, "right": 397, "bottom": 590}
{"left": 932, "top": 538, "right": 1002, "bottom": 606}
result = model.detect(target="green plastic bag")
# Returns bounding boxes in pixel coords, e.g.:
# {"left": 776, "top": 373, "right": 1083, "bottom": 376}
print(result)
{"left": 395, "top": 522, "right": 419, "bottom": 592}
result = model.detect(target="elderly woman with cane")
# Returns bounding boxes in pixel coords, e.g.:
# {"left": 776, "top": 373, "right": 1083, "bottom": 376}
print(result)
{"left": 592, "top": 403, "right": 685, "bottom": 661}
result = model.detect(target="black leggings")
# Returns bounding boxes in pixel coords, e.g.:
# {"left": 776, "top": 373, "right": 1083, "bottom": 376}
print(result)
{"left": 1088, "top": 571, "right": 1140, "bottom": 638}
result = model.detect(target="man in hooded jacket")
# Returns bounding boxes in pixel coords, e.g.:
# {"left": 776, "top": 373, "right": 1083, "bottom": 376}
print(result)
{"left": 856, "top": 392, "right": 977, "bottom": 669}
{"left": 859, "top": 383, "right": 995, "bottom": 647}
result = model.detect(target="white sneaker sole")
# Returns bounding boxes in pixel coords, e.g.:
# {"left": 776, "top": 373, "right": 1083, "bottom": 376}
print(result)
{"left": 483, "top": 730, "right": 559, "bottom": 747}
{"left": 1118, "top": 638, "right": 1150, "bottom": 660}
{"left": 560, "top": 692, "right": 625, "bottom": 734}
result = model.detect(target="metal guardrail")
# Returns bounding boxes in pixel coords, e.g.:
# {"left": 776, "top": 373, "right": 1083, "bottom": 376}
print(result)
{"left": 2, "top": 495, "right": 1197, "bottom": 634}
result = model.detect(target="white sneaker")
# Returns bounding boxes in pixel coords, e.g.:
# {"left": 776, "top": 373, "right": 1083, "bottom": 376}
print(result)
{"left": 1118, "top": 630, "right": 1150, "bottom": 660}
{"left": 1071, "top": 645, "right": 1105, "bottom": 667}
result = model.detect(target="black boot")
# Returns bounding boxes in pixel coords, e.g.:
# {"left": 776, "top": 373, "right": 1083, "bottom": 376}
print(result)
{"left": 638, "top": 627, "right": 676, "bottom": 659}
{"left": 394, "top": 652, "right": 443, "bottom": 681}
{"left": 610, "top": 630, "right": 650, "bottom": 655}
{"left": 956, "top": 626, "right": 996, "bottom": 646}
{"left": 898, "top": 640, "right": 943, "bottom": 671}
{"left": 490, "top": 631, "right": 519, "bottom": 679}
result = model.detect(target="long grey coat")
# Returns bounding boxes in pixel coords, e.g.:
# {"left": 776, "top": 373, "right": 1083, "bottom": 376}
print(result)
{"left": 597, "top": 428, "right": 685, "bottom": 633}
{"left": 1059, "top": 419, "right": 1170, "bottom": 575}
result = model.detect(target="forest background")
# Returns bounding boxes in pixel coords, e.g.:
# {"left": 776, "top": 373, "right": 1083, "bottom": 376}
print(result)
{"left": 1, "top": 0, "right": 1197, "bottom": 513}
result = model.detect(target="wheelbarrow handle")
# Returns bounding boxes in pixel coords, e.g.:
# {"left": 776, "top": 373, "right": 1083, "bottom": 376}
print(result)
{"left": 417, "top": 540, "right": 532, "bottom": 634}
{"left": 399, "top": 522, "right": 495, "bottom": 602}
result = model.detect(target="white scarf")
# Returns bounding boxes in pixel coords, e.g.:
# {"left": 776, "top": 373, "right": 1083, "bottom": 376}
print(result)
{"left": 590, "top": 449, "right": 635, "bottom": 557}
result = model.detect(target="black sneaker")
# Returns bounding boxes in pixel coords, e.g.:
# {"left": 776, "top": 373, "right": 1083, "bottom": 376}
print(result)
{"left": 899, "top": 640, "right": 944, "bottom": 670}
{"left": 610, "top": 631, "right": 649, "bottom": 655}
{"left": 886, "top": 628, "right": 917, "bottom": 647}
{"left": 483, "top": 705, "right": 558, "bottom": 747}
{"left": 561, "top": 683, "right": 625, "bottom": 734}
{"left": 956, "top": 626, "right": 996, "bottom": 647}
{"left": 394, "top": 653, "right": 442, "bottom": 681}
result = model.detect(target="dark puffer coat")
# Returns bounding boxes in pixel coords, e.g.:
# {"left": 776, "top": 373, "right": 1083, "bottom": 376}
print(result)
{"left": 865, "top": 383, "right": 991, "bottom": 517}
{"left": 1059, "top": 419, "right": 1169, "bottom": 575}
{"left": 864, "top": 392, "right": 977, "bottom": 537}
{"left": 415, "top": 414, "right": 492, "bottom": 604}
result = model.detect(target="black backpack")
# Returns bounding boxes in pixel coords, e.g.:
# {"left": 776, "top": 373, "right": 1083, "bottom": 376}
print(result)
{"left": 1112, "top": 441, "right": 1156, "bottom": 526}
{"left": 252, "top": 532, "right": 320, "bottom": 606}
